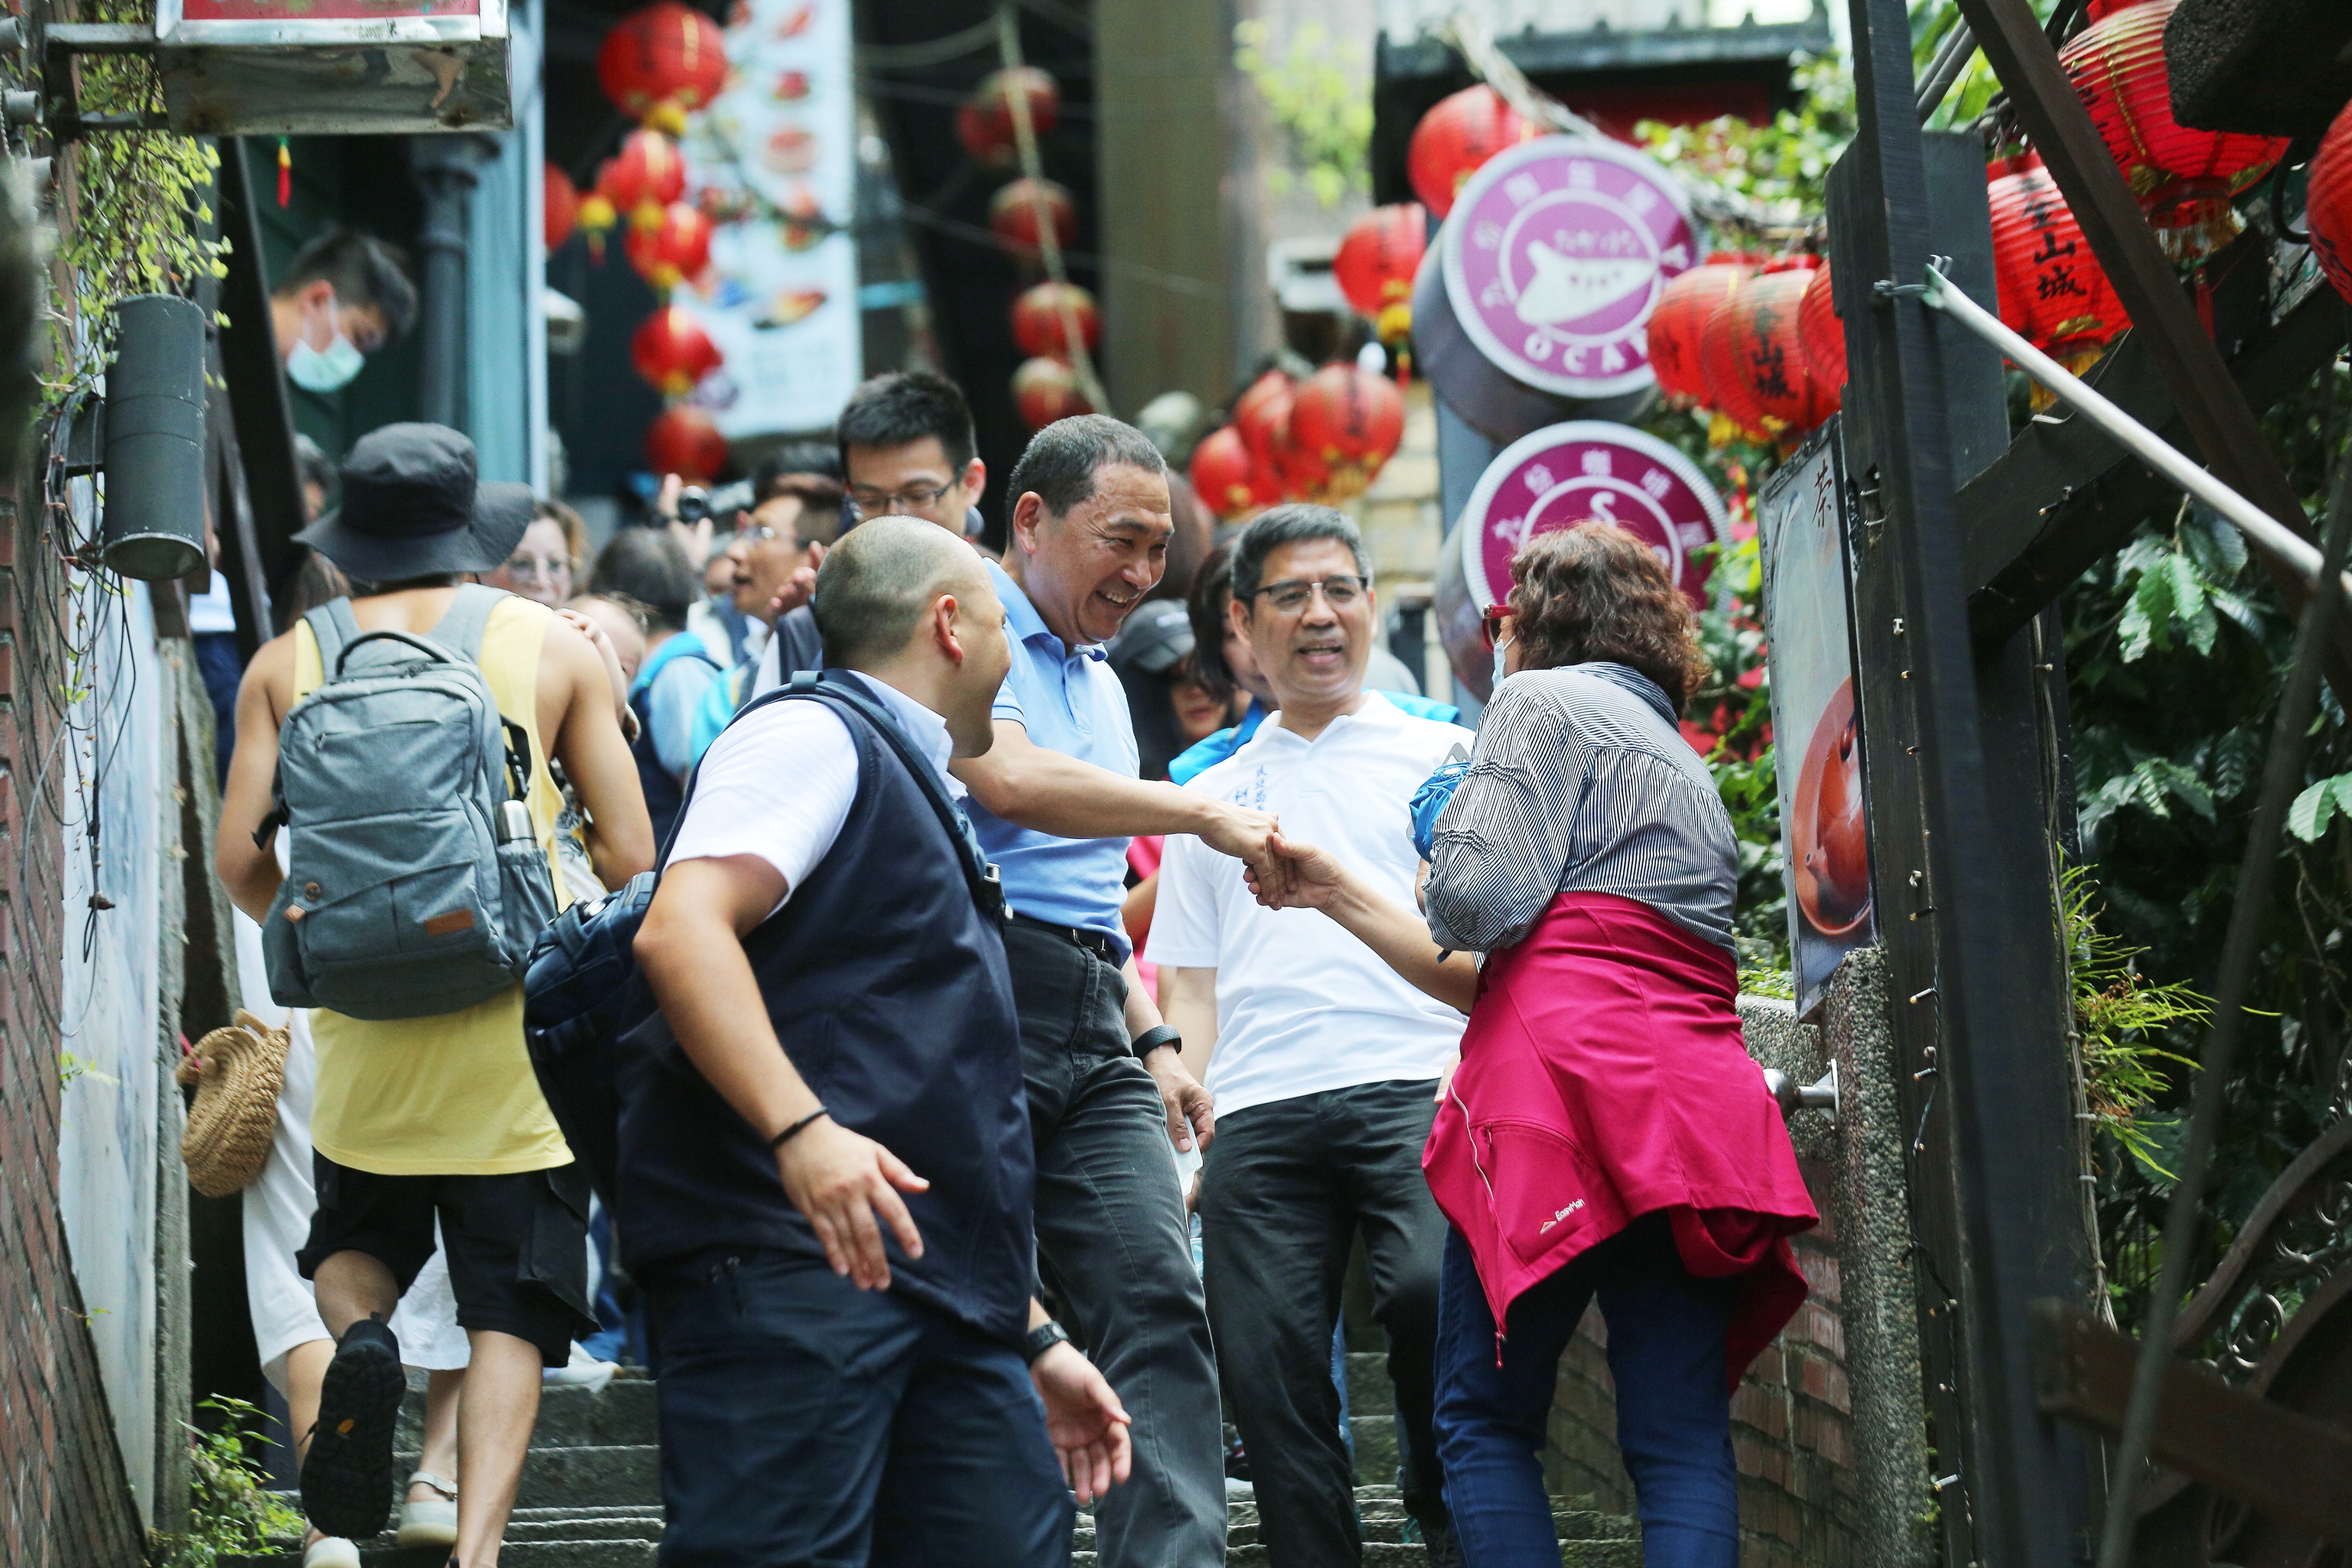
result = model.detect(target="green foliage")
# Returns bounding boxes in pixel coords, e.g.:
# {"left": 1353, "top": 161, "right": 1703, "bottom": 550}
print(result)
{"left": 1233, "top": 21, "right": 1371, "bottom": 209}
{"left": 158, "top": 1398, "right": 303, "bottom": 1567}
{"left": 2063, "top": 868, "right": 2207, "bottom": 1178}
{"left": 2286, "top": 773, "right": 2352, "bottom": 842}
{"left": 1636, "top": 52, "right": 1854, "bottom": 222}
{"left": 50, "top": 0, "right": 229, "bottom": 407}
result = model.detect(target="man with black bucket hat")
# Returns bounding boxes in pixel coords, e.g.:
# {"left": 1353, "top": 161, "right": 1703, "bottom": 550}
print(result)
{"left": 217, "top": 423, "right": 655, "bottom": 1567}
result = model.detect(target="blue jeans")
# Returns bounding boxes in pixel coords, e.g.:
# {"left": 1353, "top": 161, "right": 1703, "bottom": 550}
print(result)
{"left": 1433, "top": 1216, "right": 1740, "bottom": 1568}
{"left": 645, "top": 1248, "right": 1071, "bottom": 1568}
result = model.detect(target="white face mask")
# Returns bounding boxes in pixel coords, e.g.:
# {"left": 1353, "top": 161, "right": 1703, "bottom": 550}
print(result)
{"left": 286, "top": 301, "right": 365, "bottom": 392}
{"left": 1491, "top": 631, "right": 1513, "bottom": 691}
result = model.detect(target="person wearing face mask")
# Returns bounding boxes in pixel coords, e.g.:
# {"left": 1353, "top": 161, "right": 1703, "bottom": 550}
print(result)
{"left": 269, "top": 227, "right": 419, "bottom": 396}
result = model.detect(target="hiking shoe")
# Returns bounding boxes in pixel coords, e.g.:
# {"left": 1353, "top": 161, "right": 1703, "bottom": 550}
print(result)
{"left": 300, "top": 1320, "right": 404, "bottom": 1541}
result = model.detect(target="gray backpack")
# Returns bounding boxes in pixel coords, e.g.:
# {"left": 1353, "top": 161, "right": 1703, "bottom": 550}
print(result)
{"left": 260, "top": 585, "right": 560, "bottom": 1020}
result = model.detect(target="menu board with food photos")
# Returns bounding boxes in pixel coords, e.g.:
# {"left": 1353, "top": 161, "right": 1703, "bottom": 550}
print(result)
{"left": 1757, "top": 418, "right": 1876, "bottom": 1018}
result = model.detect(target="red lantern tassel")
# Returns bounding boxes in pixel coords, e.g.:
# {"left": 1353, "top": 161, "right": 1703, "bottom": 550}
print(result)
{"left": 276, "top": 139, "right": 292, "bottom": 207}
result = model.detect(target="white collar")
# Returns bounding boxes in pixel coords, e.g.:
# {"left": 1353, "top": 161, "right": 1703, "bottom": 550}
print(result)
{"left": 844, "top": 670, "right": 956, "bottom": 780}
{"left": 1254, "top": 691, "right": 1400, "bottom": 750}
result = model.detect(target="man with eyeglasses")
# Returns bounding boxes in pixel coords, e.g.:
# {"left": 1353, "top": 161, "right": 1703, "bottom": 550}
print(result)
{"left": 836, "top": 370, "right": 992, "bottom": 544}
{"left": 944, "top": 414, "right": 1297, "bottom": 1568}
{"left": 1148, "top": 505, "right": 1475, "bottom": 1568}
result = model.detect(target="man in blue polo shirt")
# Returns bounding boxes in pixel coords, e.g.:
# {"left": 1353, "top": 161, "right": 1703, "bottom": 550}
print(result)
{"left": 953, "top": 415, "right": 1285, "bottom": 1568}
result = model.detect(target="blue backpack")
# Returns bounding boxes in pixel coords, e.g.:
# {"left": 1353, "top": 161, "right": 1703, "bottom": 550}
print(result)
{"left": 522, "top": 671, "right": 1004, "bottom": 1204}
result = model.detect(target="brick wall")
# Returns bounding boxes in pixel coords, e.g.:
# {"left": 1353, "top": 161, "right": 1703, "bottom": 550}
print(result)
{"left": 1540, "top": 1158, "right": 1864, "bottom": 1568}
{"left": 0, "top": 495, "right": 153, "bottom": 1566}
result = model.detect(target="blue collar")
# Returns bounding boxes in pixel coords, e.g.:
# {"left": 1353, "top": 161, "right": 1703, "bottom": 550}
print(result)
{"left": 989, "top": 559, "right": 1107, "bottom": 662}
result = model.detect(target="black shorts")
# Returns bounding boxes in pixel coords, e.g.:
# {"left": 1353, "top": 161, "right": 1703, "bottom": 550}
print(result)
{"left": 298, "top": 1157, "right": 596, "bottom": 1367}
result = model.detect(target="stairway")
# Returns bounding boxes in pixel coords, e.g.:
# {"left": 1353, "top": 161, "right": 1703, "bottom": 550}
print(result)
{"left": 234, "top": 1354, "right": 1642, "bottom": 1565}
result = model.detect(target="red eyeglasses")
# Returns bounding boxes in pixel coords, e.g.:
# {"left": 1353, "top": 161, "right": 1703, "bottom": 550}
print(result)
{"left": 1481, "top": 605, "right": 1516, "bottom": 644}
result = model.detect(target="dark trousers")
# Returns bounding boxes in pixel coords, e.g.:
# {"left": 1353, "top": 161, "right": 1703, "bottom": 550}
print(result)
{"left": 1199, "top": 1079, "right": 1450, "bottom": 1566}
{"left": 645, "top": 1248, "right": 1072, "bottom": 1568}
{"left": 1434, "top": 1217, "right": 1740, "bottom": 1568}
{"left": 1004, "top": 923, "right": 1227, "bottom": 1568}
{"left": 194, "top": 630, "right": 241, "bottom": 786}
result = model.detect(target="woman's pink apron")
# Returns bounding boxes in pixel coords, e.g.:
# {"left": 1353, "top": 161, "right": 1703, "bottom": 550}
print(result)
{"left": 1423, "top": 891, "right": 1818, "bottom": 1387}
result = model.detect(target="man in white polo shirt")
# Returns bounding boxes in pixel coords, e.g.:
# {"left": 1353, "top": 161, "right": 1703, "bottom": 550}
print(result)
{"left": 1148, "top": 505, "right": 1475, "bottom": 1568}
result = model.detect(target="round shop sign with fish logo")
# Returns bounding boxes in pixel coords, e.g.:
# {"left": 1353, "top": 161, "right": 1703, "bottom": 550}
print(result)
{"left": 1459, "top": 421, "right": 1729, "bottom": 612}
{"left": 1441, "top": 136, "right": 1696, "bottom": 400}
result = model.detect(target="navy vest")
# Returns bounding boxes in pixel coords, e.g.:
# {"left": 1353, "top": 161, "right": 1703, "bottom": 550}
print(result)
{"left": 614, "top": 678, "right": 1034, "bottom": 1345}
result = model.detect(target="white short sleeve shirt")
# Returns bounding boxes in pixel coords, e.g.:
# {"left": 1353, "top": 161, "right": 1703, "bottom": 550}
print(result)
{"left": 666, "top": 671, "right": 956, "bottom": 916}
{"left": 1146, "top": 694, "right": 1474, "bottom": 1118}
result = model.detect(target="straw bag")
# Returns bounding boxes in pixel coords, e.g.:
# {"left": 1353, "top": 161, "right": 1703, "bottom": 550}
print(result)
{"left": 176, "top": 1011, "right": 290, "bottom": 1198}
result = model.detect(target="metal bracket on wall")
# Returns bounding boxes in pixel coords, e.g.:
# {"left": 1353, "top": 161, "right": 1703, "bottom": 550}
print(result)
{"left": 38, "top": 24, "right": 168, "bottom": 140}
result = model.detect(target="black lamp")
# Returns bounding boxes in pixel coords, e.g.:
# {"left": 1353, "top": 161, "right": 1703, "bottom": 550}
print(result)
{"left": 99, "top": 292, "right": 207, "bottom": 581}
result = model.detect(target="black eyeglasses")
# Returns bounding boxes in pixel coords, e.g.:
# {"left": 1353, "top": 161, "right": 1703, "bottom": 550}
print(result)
{"left": 847, "top": 482, "right": 954, "bottom": 519}
{"left": 1249, "top": 573, "right": 1368, "bottom": 612}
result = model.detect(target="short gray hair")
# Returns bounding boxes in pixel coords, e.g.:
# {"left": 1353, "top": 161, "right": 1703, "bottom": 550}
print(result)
{"left": 1230, "top": 504, "right": 1369, "bottom": 600}
{"left": 1006, "top": 414, "right": 1167, "bottom": 518}
{"left": 813, "top": 515, "right": 988, "bottom": 667}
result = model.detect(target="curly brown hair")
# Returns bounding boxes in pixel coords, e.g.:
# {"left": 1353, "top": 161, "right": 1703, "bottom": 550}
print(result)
{"left": 1506, "top": 524, "right": 1710, "bottom": 712}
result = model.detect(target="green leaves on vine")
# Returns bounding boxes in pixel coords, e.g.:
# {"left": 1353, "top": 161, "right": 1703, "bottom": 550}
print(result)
{"left": 2286, "top": 773, "right": 2352, "bottom": 842}
{"left": 2114, "top": 521, "right": 2263, "bottom": 664}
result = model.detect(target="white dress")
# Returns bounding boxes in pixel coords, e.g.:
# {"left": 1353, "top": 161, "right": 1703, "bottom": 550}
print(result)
{"left": 234, "top": 906, "right": 469, "bottom": 1390}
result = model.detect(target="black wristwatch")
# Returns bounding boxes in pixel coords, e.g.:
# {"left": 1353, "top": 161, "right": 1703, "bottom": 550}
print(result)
{"left": 1130, "top": 1024, "right": 1183, "bottom": 1061}
{"left": 1023, "top": 1320, "right": 1072, "bottom": 1364}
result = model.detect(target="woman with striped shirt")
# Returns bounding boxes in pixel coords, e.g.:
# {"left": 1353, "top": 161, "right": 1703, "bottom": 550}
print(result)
{"left": 1249, "top": 524, "right": 1816, "bottom": 1567}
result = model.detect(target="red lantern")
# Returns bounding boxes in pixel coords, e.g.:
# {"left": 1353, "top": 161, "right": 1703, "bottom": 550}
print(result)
{"left": 1269, "top": 431, "right": 1331, "bottom": 502}
{"left": 1332, "top": 204, "right": 1427, "bottom": 343}
{"left": 2308, "top": 100, "right": 2352, "bottom": 305}
{"left": 1014, "top": 357, "right": 1093, "bottom": 430}
{"left": 1010, "top": 282, "right": 1100, "bottom": 361}
{"left": 1189, "top": 426, "right": 1280, "bottom": 519}
{"left": 626, "top": 202, "right": 714, "bottom": 292}
{"left": 2059, "top": 0, "right": 2288, "bottom": 254}
{"left": 600, "top": 129, "right": 688, "bottom": 231}
{"left": 545, "top": 165, "right": 580, "bottom": 252}
{"left": 1798, "top": 263, "right": 1845, "bottom": 393}
{"left": 1704, "top": 266, "right": 1837, "bottom": 438}
{"left": 956, "top": 67, "right": 1060, "bottom": 168}
{"left": 1288, "top": 364, "right": 1406, "bottom": 493}
{"left": 988, "top": 178, "right": 1076, "bottom": 260}
{"left": 1646, "top": 261, "right": 1751, "bottom": 407}
{"left": 631, "top": 306, "right": 723, "bottom": 395}
{"left": 599, "top": 1, "right": 729, "bottom": 128}
{"left": 645, "top": 403, "right": 730, "bottom": 481}
{"left": 1987, "top": 155, "right": 2128, "bottom": 364}
{"left": 1407, "top": 86, "right": 1536, "bottom": 220}
{"left": 1230, "top": 371, "right": 1294, "bottom": 462}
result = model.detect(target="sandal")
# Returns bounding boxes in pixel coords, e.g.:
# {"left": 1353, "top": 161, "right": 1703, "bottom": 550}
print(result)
{"left": 299, "top": 1320, "right": 405, "bottom": 1541}
{"left": 300, "top": 1536, "right": 361, "bottom": 1568}
{"left": 395, "top": 1469, "right": 459, "bottom": 1549}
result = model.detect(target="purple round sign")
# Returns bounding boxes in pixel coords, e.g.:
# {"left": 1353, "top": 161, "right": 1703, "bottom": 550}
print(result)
{"left": 1459, "top": 421, "right": 1729, "bottom": 612}
{"left": 1441, "top": 136, "right": 1696, "bottom": 400}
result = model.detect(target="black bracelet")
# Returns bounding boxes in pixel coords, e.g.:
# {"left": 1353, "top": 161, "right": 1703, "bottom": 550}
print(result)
{"left": 767, "top": 1108, "right": 831, "bottom": 1149}
{"left": 1131, "top": 1024, "right": 1183, "bottom": 1060}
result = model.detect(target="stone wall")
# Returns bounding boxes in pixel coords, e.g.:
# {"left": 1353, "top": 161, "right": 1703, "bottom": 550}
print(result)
{"left": 1537, "top": 949, "right": 1933, "bottom": 1568}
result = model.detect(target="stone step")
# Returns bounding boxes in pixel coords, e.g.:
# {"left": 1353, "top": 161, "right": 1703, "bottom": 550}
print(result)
{"left": 1344, "top": 1351, "right": 1396, "bottom": 1416}
{"left": 392, "top": 1444, "right": 662, "bottom": 1512}
{"left": 399, "top": 1378, "right": 658, "bottom": 1452}
{"left": 228, "top": 1544, "right": 655, "bottom": 1568}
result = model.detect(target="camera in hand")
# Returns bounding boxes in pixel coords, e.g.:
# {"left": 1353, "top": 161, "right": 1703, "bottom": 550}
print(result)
{"left": 675, "top": 485, "right": 710, "bottom": 524}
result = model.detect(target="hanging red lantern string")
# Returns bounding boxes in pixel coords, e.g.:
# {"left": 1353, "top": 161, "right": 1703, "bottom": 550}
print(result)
{"left": 1270, "top": 430, "right": 1333, "bottom": 503}
{"left": 1189, "top": 426, "right": 1281, "bottom": 519}
{"left": 1708, "top": 263, "right": 1838, "bottom": 439}
{"left": 1646, "top": 260, "right": 1753, "bottom": 409}
{"left": 1333, "top": 204, "right": 1427, "bottom": 345}
{"left": 626, "top": 201, "right": 714, "bottom": 292}
{"left": 1406, "top": 86, "right": 1537, "bottom": 220}
{"left": 958, "top": 66, "right": 1060, "bottom": 168}
{"left": 1230, "top": 370, "right": 1295, "bottom": 464}
{"left": 599, "top": 0, "right": 730, "bottom": 134}
{"left": 1287, "top": 363, "right": 1406, "bottom": 498}
{"left": 2058, "top": 0, "right": 2289, "bottom": 256}
{"left": 1013, "top": 356, "right": 1093, "bottom": 431}
{"left": 599, "top": 129, "right": 689, "bottom": 233}
{"left": 1695, "top": 273, "right": 1775, "bottom": 444}
{"left": 2308, "top": 100, "right": 2352, "bottom": 305}
{"left": 1798, "top": 263, "right": 1846, "bottom": 394}
{"left": 545, "top": 164, "right": 580, "bottom": 252}
{"left": 1986, "top": 153, "right": 2128, "bottom": 370}
{"left": 988, "top": 177, "right": 1076, "bottom": 262}
{"left": 631, "top": 306, "right": 724, "bottom": 396}
{"left": 645, "top": 403, "right": 730, "bottom": 481}
{"left": 1011, "top": 281, "right": 1100, "bottom": 360}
